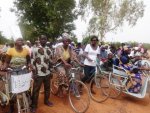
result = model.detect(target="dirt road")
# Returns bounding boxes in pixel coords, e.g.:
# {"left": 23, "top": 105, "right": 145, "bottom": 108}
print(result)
{"left": 0, "top": 84, "right": 150, "bottom": 113}
{"left": 35, "top": 89, "right": 150, "bottom": 113}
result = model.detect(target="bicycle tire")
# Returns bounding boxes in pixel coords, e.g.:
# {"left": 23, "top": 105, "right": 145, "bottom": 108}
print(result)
{"left": 90, "top": 74, "right": 110, "bottom": 103}
{"left": 68, "top": 79, "right": 90, "bottom": 113}
{"left": 109, "top": 75, "right": 122, "bottom": 99}
{"left": 16, "top": 93, "right": 30, "bottom": 113}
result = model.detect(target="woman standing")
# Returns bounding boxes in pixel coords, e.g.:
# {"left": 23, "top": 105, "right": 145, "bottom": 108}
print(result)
{"left": 82, "top": 36, "right": 100, "bottom": 83}
{"left": 0, "top": 38, "right": 31, "bottom": 113}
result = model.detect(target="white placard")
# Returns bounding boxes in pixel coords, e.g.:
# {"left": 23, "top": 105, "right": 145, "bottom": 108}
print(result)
{"left": 11, "top": 72, "right": 32, "bottom": 93}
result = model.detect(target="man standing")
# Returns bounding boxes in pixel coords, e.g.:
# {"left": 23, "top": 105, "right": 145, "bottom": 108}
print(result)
{"left": 30, "top": 35, "right": 53, "bottom": 112}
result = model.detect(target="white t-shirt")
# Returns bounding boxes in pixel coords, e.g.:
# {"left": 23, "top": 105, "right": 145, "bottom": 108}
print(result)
{"left": 84, "top": 44, "right": 100, "bottom": 66}
{"left": 129, "top": 50, "right": 134, "bottom": 57}
{"left": 129, "top": 50, "right": 142, "bottom": 57}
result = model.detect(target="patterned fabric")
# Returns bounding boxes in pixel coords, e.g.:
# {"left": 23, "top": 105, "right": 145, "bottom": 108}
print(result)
{"left": 32, "top": 46, "right": 52, "bottom": 76}
{"left": 128, "top": 73, "right": 142, "bottom": 93}
{"left": 55, "top": 45, "right": 77, "bottom": 63}
{"left": 6, "top": 47, "right": 29, "bottom": 68}
{"left": 120, "top": 64, "right": 142, "bottom": 93}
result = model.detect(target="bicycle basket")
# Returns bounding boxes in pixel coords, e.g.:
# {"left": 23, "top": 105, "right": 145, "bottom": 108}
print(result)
{"left": 10, "top": 72, "right": 32, "bottom": 94}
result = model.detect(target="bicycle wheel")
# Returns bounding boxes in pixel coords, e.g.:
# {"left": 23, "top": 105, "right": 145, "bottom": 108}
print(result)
{"left": 16, "top": 93, "right": 30, "bottom": 113}
{"left": 69, "top": 79, "right": 90, "bottom": 113}
{"left": 109, "top": 75, "right": 122, "bottom": 99}
{"left": 90, "top": 74, "right": 110, "bottom": 103}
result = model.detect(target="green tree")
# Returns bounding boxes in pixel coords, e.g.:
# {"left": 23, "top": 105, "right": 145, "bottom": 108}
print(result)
{"left": 0, "top": 32, "right": 10, "bottom": 44}
{"left": 13, "top": 0, "right": 77, "bottom": 41}
{"left": 79, "top": 0, "right": 145, "bottom": 41}
{"left": 82, "top": 36, "right": 91, "bottom": 45}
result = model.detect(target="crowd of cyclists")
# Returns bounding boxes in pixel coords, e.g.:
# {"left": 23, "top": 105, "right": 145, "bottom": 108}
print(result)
{"left": 0, "top": 33, "right": 150, "bottom": 113}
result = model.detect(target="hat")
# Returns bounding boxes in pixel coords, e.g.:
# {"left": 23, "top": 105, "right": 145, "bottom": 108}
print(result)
{"left": 26, "top": 40, "right": 31, "bottom": 43}
{"left": 138, "top": 43, "right": 143, "bottom": 47}
{"left": 57, "top": 36, "right": 63, "bottom": 41}
{"left": 134, "top": 47, "right": 139, "bottom": 50}
{"left": 62, "top": 33, "right": 71, "bottom": 39}
{"left": 123, "top": 46, "right": 128, "bottom": 50}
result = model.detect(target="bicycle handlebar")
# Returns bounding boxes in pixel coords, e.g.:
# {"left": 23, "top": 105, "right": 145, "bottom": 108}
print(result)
{"left": 0, "top": 66, "right": 27, "bottom": 72}
{"left": 52, "top": 62, "right": 62, "bottom": 68}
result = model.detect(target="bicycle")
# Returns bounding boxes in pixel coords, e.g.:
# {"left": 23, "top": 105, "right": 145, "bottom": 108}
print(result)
{"left": 1, "top": 66, "right": 32, "bottom": 113}
{"left": 89, "top": 60, "right": 111, "bottom": 103}
{"left": 51, "top": 62, "right": 90, "bottom": 113}
{"left": 0, "top": 72, "right": 9, "bottom": 107}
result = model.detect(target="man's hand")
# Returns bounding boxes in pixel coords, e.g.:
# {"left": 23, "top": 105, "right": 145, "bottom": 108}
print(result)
{"left": 79, "top": 63, "right": 84, "bottom": 67}
{"left": 28, "top": 64, "right": 34, "bottom": 71}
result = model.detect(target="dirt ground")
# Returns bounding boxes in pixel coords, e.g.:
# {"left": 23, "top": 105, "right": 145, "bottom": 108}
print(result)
{"left": 0, "top": 86, "right": 150, "bottom": 113}
{"left": 34, "top": 87, "right": 150, "bottom": 113}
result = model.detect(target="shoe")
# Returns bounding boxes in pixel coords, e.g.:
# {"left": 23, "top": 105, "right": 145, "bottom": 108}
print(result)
{"left": 30, "top": 108, "right": 36, "bottom": 113}
{"left": 44, "top": 101, "right": 54, "bottom": 107}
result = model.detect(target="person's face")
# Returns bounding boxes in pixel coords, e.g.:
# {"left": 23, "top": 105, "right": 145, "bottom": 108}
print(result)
{"left": 101, "top": 47, "right": 105, "bottom": 51}
{"left": 63, "top": 38, "right": 70, "bottom": 46}
{"left": 126, "top": 48, "right": 131, "bottom": 54}
{"left": 27, "top": 42, "right": 31, "bottom": 47}
{"left": 91, "top": 38, "right": 98, "bottom": 45}
{"left": 39, "top": 36, "right": 47, "bottom": 45}
{"left": 105, "top": 46, "right": 108, "bottom": 49}
{"left": 15, "top": 38, "right": 24, "bottom": 46}
{"left": 108, "top": 54, "right": 113, "bottom": 59}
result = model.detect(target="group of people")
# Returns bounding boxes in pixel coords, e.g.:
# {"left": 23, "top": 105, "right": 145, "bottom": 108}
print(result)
{"left": 0, "top": 34, "right": 149, "bottom": 113}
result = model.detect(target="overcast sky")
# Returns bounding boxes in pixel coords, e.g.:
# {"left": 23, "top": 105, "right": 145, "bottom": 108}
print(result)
{"left": 0, "top": 0, "right": 150, "bottom": 43}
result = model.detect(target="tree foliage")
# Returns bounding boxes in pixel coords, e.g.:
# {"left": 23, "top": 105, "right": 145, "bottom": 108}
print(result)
{"left": 82, "top": 36, "right": 91, "bottom": 45}
{"left": 79, "top": 0, "right": 145, "bottom": 41}
{"left": 0, "top": 8, "right": 10, "bottom": 44}
{"left": 0, "top": 32, "right": 10, "bottom": 44}
{"left": 13, "top": 0, "right": 77, "bottom": 41}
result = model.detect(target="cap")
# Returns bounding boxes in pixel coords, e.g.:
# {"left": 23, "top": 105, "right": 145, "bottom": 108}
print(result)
{"left": 134, "top": 47, "right": 139, "bottom": 50}
{"left": 26, "top": 40, "right": 31, "bottom": 43}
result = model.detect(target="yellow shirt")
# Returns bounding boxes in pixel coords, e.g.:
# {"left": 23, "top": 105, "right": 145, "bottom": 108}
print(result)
{"left": 62, "top": 47, "right": 70, "bottom": 61}
{"left": 7, "top": 47, "right": 29, "bottom": 68}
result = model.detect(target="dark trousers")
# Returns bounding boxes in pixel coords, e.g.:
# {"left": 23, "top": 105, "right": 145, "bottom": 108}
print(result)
{"left": 81, "top": 65, "right": 95, "bottom": 83}
{"left": 31, "top": 75, "right": 51, "bottom": 108}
